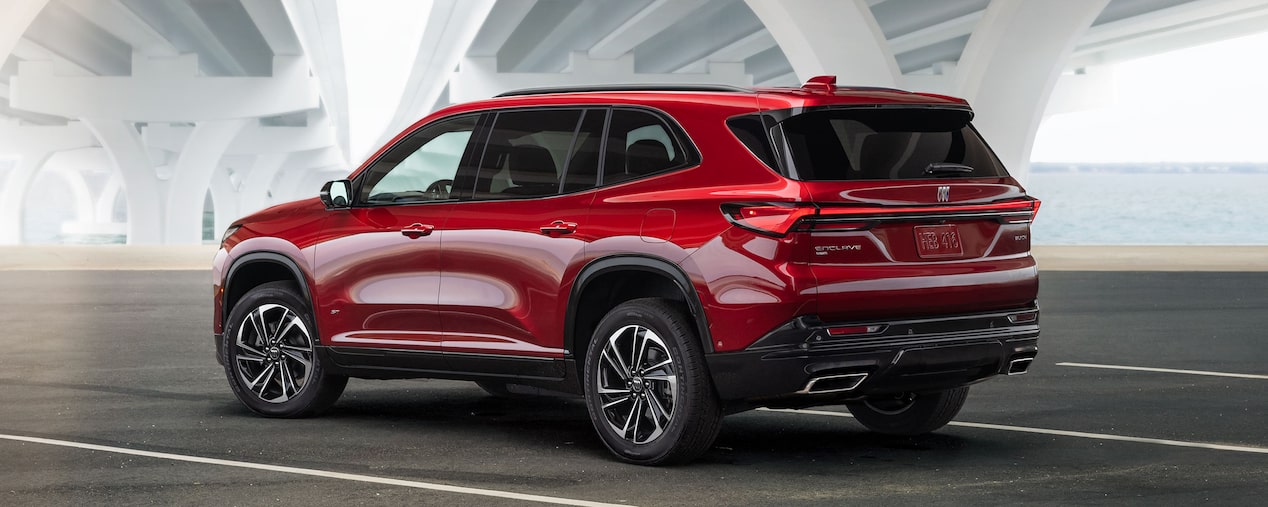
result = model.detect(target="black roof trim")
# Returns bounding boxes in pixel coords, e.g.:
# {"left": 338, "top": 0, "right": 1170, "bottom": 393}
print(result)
{"left": 496, "top": 84, "right": 753, "bottom": 97}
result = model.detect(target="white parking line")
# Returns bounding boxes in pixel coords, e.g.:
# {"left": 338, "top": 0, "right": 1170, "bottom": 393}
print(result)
{"left": 0, "top": 433, "right": 627, "bottom": 507}
{"left": 760, "top": 408, "right": 1268, "bottom": 455}
{"left": 1056, "top": 362, "right": 1268, "bottom": 380}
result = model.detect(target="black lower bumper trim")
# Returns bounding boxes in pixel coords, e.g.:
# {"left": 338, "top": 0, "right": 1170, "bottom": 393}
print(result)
{"left": 706, "top": 309, "right": 1039, "bottom": 403}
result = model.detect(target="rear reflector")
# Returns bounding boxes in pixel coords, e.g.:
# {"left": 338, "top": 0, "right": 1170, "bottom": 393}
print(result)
{"left": 1008, "top": 311, "right": 1038, "bottom": 324}
{"left": 827, "top": 325, "right": 883, "bottom": 336}
{"left": 721, "top": 203, "right": 816, "bottom": 237}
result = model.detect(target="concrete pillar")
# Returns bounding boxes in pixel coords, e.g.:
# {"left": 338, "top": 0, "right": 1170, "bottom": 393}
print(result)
{"left": 209, "top": 165, "right": 240, "bottom": 239}
{"left": 0, "top": 154, "right": 53, "bottom": 244}
{"left": 164, "top": 119, "right": 248, "bottom": 244}
{"left": 954, "top": 0, "right": 1110, "bottom": 182}
{"left": 744, "top": 0, "right": 899, "bottom": 86}
{"left": 238, "top": 152, "right": 290, "bottom": 215}
{"left": 95, "top": 174, "right": 123, "bottom": 223}
{"left": 0, "top": 122, "right": 97, "bottom": 244}
{"left": 82, "top": 119, "right": 163, "bottom": 245}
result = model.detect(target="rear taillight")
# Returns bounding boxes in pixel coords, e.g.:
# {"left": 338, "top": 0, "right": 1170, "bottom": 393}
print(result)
{"left": 1001, "top": 198, "right": 1041, "bottom": 224}
{"left": 721, "top": 203, "right": 816, "bottom": 237}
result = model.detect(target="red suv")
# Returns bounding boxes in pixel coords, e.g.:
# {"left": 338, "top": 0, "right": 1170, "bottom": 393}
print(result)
{"left": 213, "top": 76, "right": 1040, "bottom": 465}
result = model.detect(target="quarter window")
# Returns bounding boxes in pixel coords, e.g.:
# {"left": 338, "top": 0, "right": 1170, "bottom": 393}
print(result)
{"left": 601, "top": 109, "right": 692, "bottom": 185}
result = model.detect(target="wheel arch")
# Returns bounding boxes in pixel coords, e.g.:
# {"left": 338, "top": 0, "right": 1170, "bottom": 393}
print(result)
{"left": 565, "top": 255, "right": 714, "bottom": 363}
{"left": 222, "top": 251, "right": 313, "bottom": 329}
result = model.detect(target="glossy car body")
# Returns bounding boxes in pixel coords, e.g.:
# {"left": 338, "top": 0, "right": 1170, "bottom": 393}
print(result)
{"left": 214, "top": 77, "right": 1040, "bottom": 460}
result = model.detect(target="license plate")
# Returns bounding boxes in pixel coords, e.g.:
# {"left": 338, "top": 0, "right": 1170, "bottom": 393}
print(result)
{"left": 914, "top": 225, "right": 964, "bottom": 259}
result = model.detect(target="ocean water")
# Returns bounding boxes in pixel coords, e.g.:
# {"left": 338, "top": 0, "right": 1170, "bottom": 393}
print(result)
{"left": 1025, "top": 171, "right": 1268, "bottom": 245}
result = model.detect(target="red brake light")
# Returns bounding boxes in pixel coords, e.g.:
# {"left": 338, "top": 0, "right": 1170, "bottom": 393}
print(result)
{"left": 721, "top": 203, "right": 816, "bottom": 237}
{"left": 1001, "top": 198, "right": 1041, "bottom": 224}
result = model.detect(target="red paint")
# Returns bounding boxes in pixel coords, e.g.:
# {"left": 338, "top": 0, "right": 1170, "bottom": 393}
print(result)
{"left": 214, "top": 83, "right": 1038, "bottom": 362}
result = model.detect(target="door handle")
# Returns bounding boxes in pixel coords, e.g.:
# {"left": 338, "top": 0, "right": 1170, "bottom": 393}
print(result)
{"left": 401, "top": 223, "right": 435, "bottom": 238}
{"left": 539, "top": 220, "right": 577, "bottom": 235}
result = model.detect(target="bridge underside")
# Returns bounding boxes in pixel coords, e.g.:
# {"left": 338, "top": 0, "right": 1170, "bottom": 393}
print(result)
{"left": 1, "top": 0, "right": 1263, "bottom": 244}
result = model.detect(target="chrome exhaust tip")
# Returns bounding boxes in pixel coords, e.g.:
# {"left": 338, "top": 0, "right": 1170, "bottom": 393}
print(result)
{"left": 798, "top": 373, "right": 868, "bottom": 394}
{"left": 1007, "top": 357, "right": 1033, "bottom": 376}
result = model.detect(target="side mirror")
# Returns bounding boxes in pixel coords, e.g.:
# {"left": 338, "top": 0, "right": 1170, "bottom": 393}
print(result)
{"left": 320, "top": 179, "right": 351, "bottom": 209}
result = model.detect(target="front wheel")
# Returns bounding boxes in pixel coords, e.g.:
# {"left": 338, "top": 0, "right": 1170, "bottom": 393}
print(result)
{"left": 583, "top": 298, "right": 722, "bottom": 465}
{"left": 846, "top": 386, "right": 969, "bottom": 436}
{"left": 221, "top": 281, "right": 347, "bottom": 418}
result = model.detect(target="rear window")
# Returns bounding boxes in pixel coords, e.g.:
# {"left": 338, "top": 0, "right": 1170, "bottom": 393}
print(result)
{"left": 751, "top": 108, "right": 1008, "bottom": 180}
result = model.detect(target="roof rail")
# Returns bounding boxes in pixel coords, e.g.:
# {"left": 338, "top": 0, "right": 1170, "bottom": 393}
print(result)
{"left": 495, "top": 84, "right": 752, "bottom": 97}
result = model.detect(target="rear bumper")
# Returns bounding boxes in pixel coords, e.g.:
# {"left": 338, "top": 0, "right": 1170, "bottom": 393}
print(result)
{"left": 705, "top": 307, "right": 1039, "bottom": 405}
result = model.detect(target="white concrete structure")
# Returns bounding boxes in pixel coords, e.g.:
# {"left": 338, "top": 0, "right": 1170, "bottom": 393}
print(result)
{"left": 2, "top": 0, "right": 1266, "bottom": 244}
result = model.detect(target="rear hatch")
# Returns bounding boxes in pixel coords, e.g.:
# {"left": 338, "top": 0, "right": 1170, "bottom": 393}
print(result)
{"left": 731, "top": 106, "right": 1039, "bottom": 321}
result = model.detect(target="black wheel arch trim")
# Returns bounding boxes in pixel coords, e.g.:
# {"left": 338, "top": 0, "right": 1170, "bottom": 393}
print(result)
{"left": 221, "top": 251, "right": 315, "bottom": 330}
{"left": 565, "top": 254, "right": 714, "bottom": 357}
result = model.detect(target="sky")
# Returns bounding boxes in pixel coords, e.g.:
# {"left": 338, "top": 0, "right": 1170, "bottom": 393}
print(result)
{"left": 1031, "top": 31, "right": 1268, "bottom": 163}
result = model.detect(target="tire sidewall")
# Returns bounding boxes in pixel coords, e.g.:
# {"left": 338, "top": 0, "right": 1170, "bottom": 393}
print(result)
{"left": 582, "top": 299, "right": 707, "bottom": 463}
{"left": 221, "top": 282, "right": 331, "bottom": 417}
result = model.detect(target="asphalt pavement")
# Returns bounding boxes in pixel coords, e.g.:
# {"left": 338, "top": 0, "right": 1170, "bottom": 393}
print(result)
{"left": 1, "top": 269, "right": 1266, "bottom": 505}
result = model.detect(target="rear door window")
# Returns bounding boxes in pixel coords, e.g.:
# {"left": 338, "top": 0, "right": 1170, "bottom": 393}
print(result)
{"left": 465, "top": 108, "right": 604, "bottom": 199}
{"left": 772, "top": 108, "right": 1007, "bottom": 180}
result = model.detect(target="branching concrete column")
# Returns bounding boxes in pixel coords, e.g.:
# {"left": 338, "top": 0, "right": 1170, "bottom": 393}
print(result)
{"left": 0, "top": 121, "right": 97, "bottom": 244}
{"left": 0, "top": 154, "right": 52, "bottom": 244}
{"left": 82, "top": 119, "right": 163, "bottom": 244}
{"left": 744, "top": 0, "right": 899, "bottom": 86}
{"left": 96, "top": 174, "right": 122, "bottom": 223}
{"left": 954, "top": 0, "right": 1110, "bottom": 182}
{"left": 13, "top": 54, "right": 320, "bottom": 244}
{"left": 208, "top": 164, "right": 240, "bottom": 239}
{"left": 164, "top": 119, "right": 248, "bottom": 244}
{"left": 238, "top": 152, "right": 290, "bottom": 215}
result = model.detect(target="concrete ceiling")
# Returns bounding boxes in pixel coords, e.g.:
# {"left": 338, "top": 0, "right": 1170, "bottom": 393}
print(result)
{"left": 3, "top": 0, "right": 1266, "bottom": 126}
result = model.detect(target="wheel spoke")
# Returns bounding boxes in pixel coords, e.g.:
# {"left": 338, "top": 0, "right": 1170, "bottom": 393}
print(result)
{"left": 276, "top": 311, "right": 306, "bottom": 344}
{"left": 281, "top": 349, "right": 312, "bottom": 370}
{"left": 237, "top": 345, "right": 267, "bottom": 362}
{"left": 644, "top": 393, "right": 667, "bottom": 434}
{"left": 602, "top": 396, "right": 632, "bottom": 409}
{"left": 248, "top": 363, "right": 274, "bottom": 390}
{"left": 597, "top": 386, "right": 629, "bottom": 396}
{"left": 622, "top": 397, "right": 641, "bottom": 438}
{"left": 630, "top": 397, "right": 644, "bottom": 440}
{"left": 630, "top": 328, "right": 644, "bottom": 371}
{"left": 633, "top": 329, "right": 651, "bottom": 371}
{"left": 247, "top": 309, "right": 266, "bottom": 344}
{"left": 644, "top": 358, "right": 672, "bottom": 372}
{"left": 277, "top": 360, "right": 294, "bottom": 402}
{"left": 603, "top": 340, "right": 631, "bottom": 379}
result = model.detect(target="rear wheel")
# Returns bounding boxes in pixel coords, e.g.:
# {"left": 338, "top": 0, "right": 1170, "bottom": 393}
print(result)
{"left": 221, "top": 281, "right": 347, "bottom": 418}
{"left": 846, "top": 386, "right": 969, "bottom": 436}
{"left": 583, "top": 298, "right": 722, "bottom": 465}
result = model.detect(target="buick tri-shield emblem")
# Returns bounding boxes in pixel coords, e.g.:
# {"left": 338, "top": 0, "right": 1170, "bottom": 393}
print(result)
{"left": 937, "top": 185, "right": 951, "bottom": 203}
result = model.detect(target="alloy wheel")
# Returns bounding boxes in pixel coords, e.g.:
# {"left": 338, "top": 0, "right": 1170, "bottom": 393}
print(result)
{"left": 233, "top": 303, "right": 315, "bottom": 404}
{"left": 595, "top": 324, "right": 679, "bottom": 444}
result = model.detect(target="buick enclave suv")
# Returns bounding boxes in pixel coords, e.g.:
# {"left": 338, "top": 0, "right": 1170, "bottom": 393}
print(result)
{"left": 213, "top": 76, "right": 1040, "bottom": 465}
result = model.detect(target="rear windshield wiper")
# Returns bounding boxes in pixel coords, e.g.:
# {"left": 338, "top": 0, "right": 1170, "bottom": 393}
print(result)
{"left": 924, "top": 163, "right": 975, "bottom": 177}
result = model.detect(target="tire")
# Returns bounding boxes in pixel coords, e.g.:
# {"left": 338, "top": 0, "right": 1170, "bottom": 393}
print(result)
{"left": 220, "top": 281, "right": 347, "bottom": 418}
{"left": 582, "top": 298, "right": 722, "bottom": 465}
{"left": 845, "top": 386, "right": 969, "bottom": 436}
